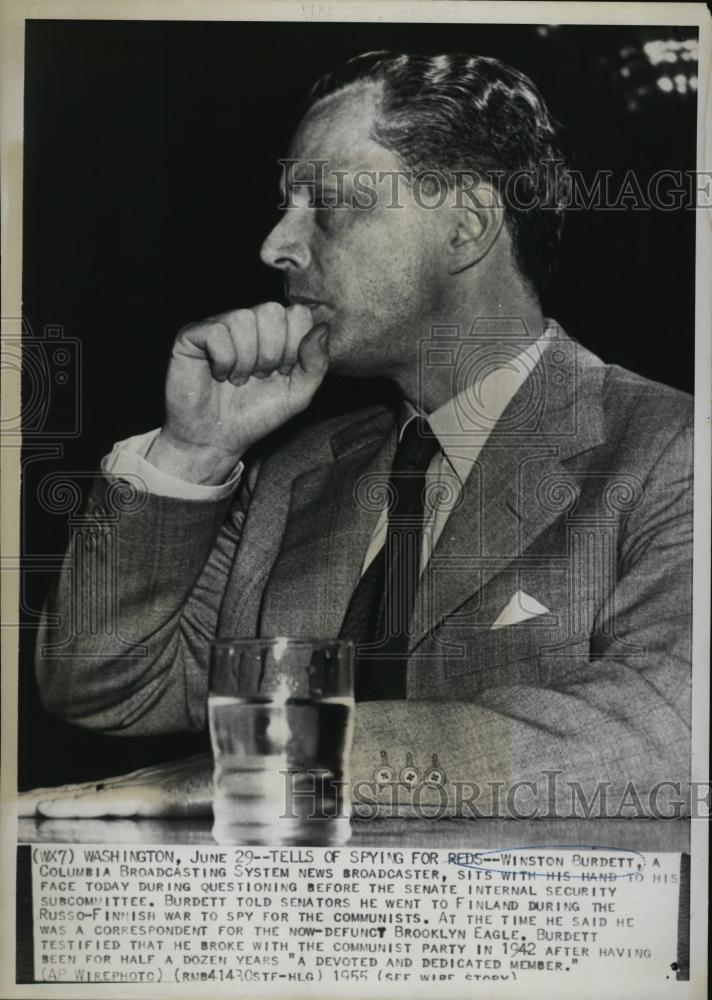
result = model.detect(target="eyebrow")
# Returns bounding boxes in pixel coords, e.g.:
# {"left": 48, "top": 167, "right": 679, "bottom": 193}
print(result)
{"left": 278, "top": 178, "right": 346, "bottom": 203}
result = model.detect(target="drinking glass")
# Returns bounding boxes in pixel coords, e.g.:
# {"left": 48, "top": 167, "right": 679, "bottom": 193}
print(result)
{"left": 209, "top": 637, "right": 354, "bottom": 846}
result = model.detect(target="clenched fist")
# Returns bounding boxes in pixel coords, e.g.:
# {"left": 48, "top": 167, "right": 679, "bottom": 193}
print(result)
{"left": 148, "top": 303, "right": 329, "bottom": 484}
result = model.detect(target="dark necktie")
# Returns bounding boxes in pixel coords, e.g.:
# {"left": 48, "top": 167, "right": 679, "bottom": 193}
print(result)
{"left": 339, "top": 416, "right": 440, "bottom": 701}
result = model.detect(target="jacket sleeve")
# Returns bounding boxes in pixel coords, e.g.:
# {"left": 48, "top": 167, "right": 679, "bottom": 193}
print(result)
{"left": 35, "top": 463, "right": 258, "bottom": 736}
{"left": 351, "top": 419, "right": 694, "bottom": 816}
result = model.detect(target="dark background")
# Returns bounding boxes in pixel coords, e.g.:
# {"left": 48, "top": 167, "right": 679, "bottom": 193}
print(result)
{"left": 19, "top": 19, "right": 698, "bottom": 788}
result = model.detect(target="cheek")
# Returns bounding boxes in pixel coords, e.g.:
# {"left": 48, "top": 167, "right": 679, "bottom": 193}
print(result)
{"left": 345, "top": 262, "right": 420, "bottom": 321}
{"left": 322, "top": 210, "right": 433, "bottom": 318}
{"left": 353, "top": 230, "right": 427, "bottom": 302}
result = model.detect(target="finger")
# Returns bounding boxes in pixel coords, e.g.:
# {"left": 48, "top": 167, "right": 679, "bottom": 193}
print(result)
{"left": 18, "top": 781, "right": 118, "bottom": 816}
{"left": 18, "top": 792, "right": 44, "bottom": 817}
{"left": 37, "top": 787, "right": 164, "bottom": 819}
{"left": 37, "top": 790, "right": 212, "bottom": 820}
{"left": 253, "top": 301, "right": 288, "bottom": 377}
{"left": 178, "top": 321, "right": 237, "bottom": 381}
{"left": 23, "top": 754, "right": 214, "bottom": 817}
{"left": 281, "top": 304, "right": 314, "bottom": 373}
{"left": 293, "top": 322, "right": 330, "bottom": 384}
{"left": 223, "top": 309, "right": 258, "bottom": 386}
{"left": 36, "top": 819, "right": 143, "bottom": 843}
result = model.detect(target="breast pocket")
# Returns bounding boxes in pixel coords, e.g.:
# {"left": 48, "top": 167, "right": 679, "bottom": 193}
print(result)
{"left": 439, "top": 597, "right": 589, "bottom": 686}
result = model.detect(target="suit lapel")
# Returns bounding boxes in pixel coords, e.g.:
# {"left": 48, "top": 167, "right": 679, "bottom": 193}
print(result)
{"left": 259, "top": 408, "right": 397, "bottom": 637}
{"left": 408, "top": 332, "right": 607, "bottom": 652}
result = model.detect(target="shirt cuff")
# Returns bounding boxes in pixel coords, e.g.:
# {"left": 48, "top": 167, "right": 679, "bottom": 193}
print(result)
{"left": 101, "top": 429, "right": 243, "bottom": 500}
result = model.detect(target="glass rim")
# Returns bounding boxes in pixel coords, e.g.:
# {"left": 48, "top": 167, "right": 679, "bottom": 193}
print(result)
{"left": 212, "top": 636, "right": 354, "bottom": 650}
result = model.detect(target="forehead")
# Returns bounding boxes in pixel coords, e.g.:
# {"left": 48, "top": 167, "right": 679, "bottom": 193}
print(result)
{"left": 288, "top": 82, "right": 402, "bottom": 177}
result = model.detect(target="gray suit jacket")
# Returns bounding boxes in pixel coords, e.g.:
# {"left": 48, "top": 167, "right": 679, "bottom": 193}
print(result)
{"left": 37, "top": 333, "right": 693, "bottom": 809}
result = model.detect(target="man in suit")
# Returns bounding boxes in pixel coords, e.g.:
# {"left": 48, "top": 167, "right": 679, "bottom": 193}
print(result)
{"left": 29, "top": 52, "right": 692, "bottom": 818}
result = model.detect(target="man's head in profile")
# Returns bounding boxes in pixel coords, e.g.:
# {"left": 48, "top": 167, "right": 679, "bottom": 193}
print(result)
{"left": 261, "top": 51, "right": 570, "bottom": 406}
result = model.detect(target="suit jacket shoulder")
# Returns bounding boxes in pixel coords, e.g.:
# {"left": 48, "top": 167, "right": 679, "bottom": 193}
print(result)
{"left": 602, "top": 356, "right": 692, "bottom": 419}
{"left": 594, "top": 358, "right": 693, "bottom": 480}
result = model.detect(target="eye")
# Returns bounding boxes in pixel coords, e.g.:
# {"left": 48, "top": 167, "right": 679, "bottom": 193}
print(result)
{"left": 313, "top": 188, "right": 348, "bottom": 209}
{"left": 315, "top": 199, "right": 349, "bottom": 234}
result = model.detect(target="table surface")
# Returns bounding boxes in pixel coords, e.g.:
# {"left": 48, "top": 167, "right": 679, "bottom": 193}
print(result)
{"left": 18, "top": 815, "right": 691, "bottom": 851}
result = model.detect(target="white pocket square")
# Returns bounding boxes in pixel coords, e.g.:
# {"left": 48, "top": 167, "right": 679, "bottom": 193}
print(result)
{"left": 491, "top": 590, "right": 550, "bottom": 629}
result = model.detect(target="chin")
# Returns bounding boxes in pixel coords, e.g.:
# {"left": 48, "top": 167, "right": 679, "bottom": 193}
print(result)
{"left": 330, "top": 352, "right": 389, "bottom": 380}
{"left": 324, "top": 320, "right": 391, "bottom": 378}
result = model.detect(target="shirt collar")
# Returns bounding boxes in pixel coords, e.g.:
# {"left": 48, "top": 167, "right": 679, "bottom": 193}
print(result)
{"left": 399, "top": 325, "right": 556, "bottom": 485}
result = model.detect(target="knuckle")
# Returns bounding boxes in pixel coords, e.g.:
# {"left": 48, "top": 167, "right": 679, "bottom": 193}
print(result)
{"left": 255, "top": 301, "right": 285, "bottom": 324}
{"left": 207, "top": 322, "right": 230, "bottom": 344}
{"left": 181, "top": 315, "right": 222, "bottom": 333}
{"left": 257, "top": 341, "right": 283, "bottom": 365}
{"left": 287, "top": 302, "right": 311, "bottom": 319}
{"left": 231, "top": 308, "right": 256, "bottom": 328}
{"left": 183, "top": 319, "right": 227, "bottom": 346}
{"left": 177, "top": 319, "right": 199, "bottom": 339}
{"left": 286, "top": 303, "right": 312, "bottom": 329}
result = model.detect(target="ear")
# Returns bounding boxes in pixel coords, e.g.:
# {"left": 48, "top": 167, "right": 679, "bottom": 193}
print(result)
{"left": 446, "top": 182, "right": 505, "bottom": 274}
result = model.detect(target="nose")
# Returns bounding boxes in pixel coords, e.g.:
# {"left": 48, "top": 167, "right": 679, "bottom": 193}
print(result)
{"left": 260, "top": 209, "right": 311, "bottom": 272}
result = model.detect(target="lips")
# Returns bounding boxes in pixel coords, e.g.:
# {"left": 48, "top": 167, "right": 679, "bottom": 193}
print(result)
{"left": 287, "top": 293, "right": 327, "bottom": 309}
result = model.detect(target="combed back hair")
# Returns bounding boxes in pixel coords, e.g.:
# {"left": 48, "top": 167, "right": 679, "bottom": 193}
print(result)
{"left": 307, "top": 51, "right": 570, "bottom": 297}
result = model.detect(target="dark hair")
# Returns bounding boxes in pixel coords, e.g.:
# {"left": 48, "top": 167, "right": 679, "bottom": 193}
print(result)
{"left": 308, "top": 51, "right": 570, "bottom": 297}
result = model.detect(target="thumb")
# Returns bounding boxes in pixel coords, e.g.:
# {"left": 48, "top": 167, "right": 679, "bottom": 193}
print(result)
{"left": 36, "top": 788, "right": 148, "bottom": 818}
{"left": 295, "top": 322, "right": 330, "bottom": 381}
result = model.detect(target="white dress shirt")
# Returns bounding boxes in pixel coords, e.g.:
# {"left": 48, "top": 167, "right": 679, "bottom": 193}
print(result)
{"left": 101, "top": 431, "right": 243, "bottom": 500}
{"left": 103, "top": 330, "right": 553, "bottom": 574}
{"left": 361, "top": 332, "right": 550, "bottom": 575}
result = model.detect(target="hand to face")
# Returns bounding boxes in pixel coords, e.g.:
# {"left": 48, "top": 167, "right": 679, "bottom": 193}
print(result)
{"left": 18, "top": 753, "right": 214, "bottom": 818}
{"left": 150, "top": 303, "right": 330, "bottom": 484}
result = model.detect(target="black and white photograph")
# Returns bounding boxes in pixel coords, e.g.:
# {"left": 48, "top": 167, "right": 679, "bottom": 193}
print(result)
{"left": 1, "top": 1, "right": 709, "bottom": 996}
